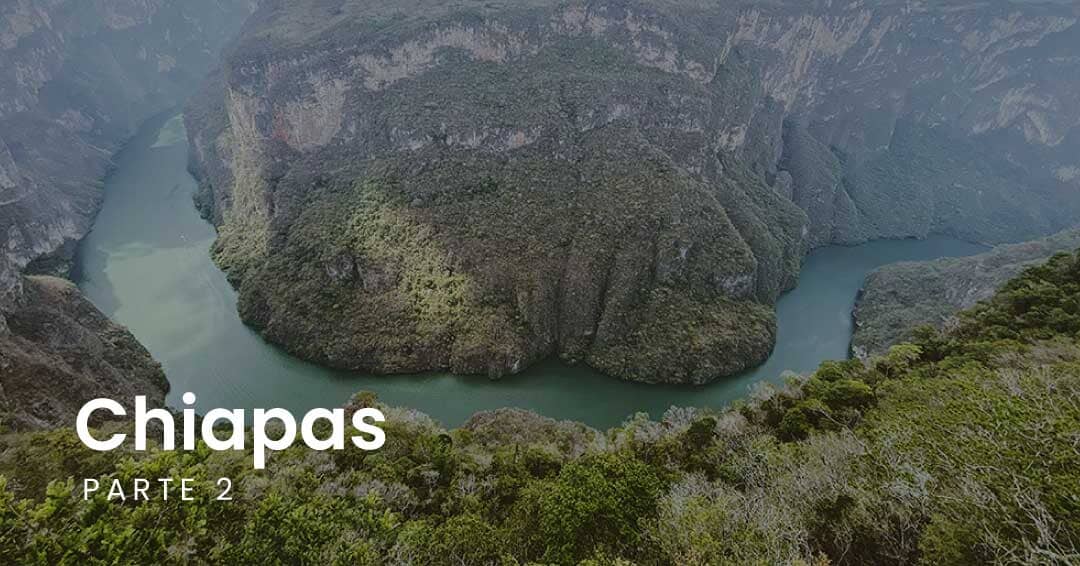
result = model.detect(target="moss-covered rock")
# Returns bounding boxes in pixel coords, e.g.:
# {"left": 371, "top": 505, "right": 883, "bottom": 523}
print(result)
{"left": 235, "top": 127, "right": 790, "bottom": 382}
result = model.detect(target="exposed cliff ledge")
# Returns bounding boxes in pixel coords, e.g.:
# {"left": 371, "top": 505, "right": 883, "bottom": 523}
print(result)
{"left": 852, "top": 228, "right": 1080, "bottom": 358}
{"left": 189, "top": 0, "right": 1080, "bottom": 383}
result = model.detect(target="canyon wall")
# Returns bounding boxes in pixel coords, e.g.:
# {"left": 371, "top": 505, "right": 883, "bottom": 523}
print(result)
{"left": 0, "top": 0, "right": 256, "bottom": 428}
{"left": 189, "top": 0, "right": 1080, "bottom": 383}
{"left": 0, "top": 0, "right": 257, "bottom": 299}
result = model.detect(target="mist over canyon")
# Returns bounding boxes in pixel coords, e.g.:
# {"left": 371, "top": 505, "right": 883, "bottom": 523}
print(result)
{"left": 0, "top": 0, "right": 256, "bottom": 428}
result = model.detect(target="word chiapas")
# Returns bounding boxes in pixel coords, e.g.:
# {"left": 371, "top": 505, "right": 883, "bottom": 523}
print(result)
{"left": 3, "top": 250, "right": 1079, "bottom": 564}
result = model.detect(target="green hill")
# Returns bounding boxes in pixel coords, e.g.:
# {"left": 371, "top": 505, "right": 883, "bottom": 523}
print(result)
{"left": 2, "top": 249, "right": 1078, "bottom": 564}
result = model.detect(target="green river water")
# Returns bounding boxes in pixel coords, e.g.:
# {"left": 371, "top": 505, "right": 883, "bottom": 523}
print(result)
{"left": 75, "top": 114, "right": 989, "bottom": 428}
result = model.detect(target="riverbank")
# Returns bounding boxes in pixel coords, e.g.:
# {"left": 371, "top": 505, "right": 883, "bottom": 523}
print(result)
{"left": 76, "top": 115, "right": 988, "bottom": 428}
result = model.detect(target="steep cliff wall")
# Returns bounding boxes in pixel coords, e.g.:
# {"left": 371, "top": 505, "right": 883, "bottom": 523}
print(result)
{"left": 0, "top": 276, "right": 167, "bottom": 430}
{"left": 733, "top": 0, "right": 1080, "bottom": 246}
{"left": 0, "top": 0, "right": 257, "bottom": 302}
{"left": 0, "top": 0, "right": 256, "bottom": 429}
{"left": 189, "top": 0, "right": 1080, "bottom": 383}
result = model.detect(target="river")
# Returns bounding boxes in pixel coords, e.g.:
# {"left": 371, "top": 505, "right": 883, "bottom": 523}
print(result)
{"left": 75, "top": 114, "right": 989, "bottom": 428}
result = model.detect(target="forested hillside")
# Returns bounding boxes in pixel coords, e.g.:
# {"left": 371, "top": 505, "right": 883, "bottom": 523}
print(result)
{"left": 853, "top": 228, "right": 1080, "bottom": 357}
{"left": 1, "top": 250, "right": 1077, "bottom": 565}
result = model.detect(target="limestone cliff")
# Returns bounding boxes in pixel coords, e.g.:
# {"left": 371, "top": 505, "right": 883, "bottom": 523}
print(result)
{"left": 189, "top": 0, "right": 1080, "bottom": 383}
{"left": 852, "top": 228, "right": 1080, "bottom": 358}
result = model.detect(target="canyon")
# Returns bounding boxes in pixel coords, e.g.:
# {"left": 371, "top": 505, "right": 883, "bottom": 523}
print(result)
{"left": 72, "top": 114, "right": 986, "bottom": 426}
{"left": 2, "top": 0, "right": 1079, "bottom": 426}
{"left": 0, "top": 0, "right": 255, "bottom": 428}
{"left": 189, "top": 0, "right": 1080, "bottom": 383}
{"left": 0, "top": 3, "right": 1076, "bottom": 562}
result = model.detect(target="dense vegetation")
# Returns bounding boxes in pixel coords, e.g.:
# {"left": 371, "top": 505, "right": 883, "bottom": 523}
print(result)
{"left": 232, "top": 111, "right": 799, "bottom": 383}
{"left": 0, "top": 251, "right": 1077, "bottom": 564}
{"left": 853, "top": 228, "right": 1080, "bottom": 357}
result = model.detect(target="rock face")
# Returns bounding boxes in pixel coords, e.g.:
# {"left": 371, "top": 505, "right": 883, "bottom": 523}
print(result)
{"left": 0, "top": 276, "right": 167, "bottom": 430}
{"left": 852, "top": 228, "right": 1080, "bottom": 358}
{"left": 0, "top": 0, "right": 256, "bottom": 428}
{"left": 0, "top": 0, "right": 257, "bottom": 300}
{"left": 188, "top": 0, "right": 1080, "bottom": 383}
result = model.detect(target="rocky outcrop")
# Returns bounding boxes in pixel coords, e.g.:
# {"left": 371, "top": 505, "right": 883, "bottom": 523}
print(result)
{"left": 0, "top": 276, "right": 167, "bottom": 430}
{"left": 189, "top": 0, "right": 1080, "bottom": 383}
{"left": 852, "top": 228, "right": 1080, "bottom": 358}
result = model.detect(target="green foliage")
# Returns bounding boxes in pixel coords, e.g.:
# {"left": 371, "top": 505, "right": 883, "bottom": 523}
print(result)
{"left": 956, "top": 251, "right": 1080, "bottom": 342}
{"left": 218, "top": 493, "right": 393, "bottom": 564}
{"left": 425, "top": 513, "right": 506, "bottom": 566}
{"left": 2, "top": 252, "right": 1080, "bottom": 563}
{"left": 511, "top": 451, "right": 668, "bottom": 563}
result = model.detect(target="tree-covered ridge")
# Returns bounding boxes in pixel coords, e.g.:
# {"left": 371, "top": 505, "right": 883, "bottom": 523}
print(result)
{"left": 190, "top": 0, "right": 1080, "bottom": 384}
{"left": 1, "top": 252, "right": 1079, "bottom": 565}
{"left": 852, "top": 228, "right": 1080, "bottom": 358}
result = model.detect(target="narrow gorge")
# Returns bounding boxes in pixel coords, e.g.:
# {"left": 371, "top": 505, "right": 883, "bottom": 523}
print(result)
{"left": 1, "top": 3, "right": 1078, "bottom": 562}
{"left": 0, "top": 0, "right": 256, "bottom": 428}
{"left": 72, "top": 115, "right": 986, "bottom": 425}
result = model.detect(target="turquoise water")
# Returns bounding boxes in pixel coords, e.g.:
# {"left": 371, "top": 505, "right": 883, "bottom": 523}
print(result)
{"left": 76, "top": 114, "right": 989, "bottom": 429}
